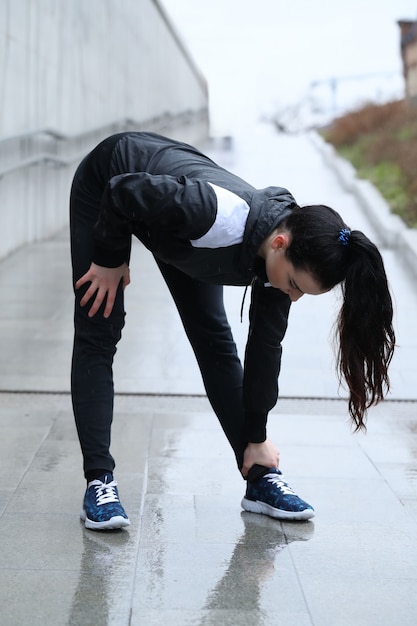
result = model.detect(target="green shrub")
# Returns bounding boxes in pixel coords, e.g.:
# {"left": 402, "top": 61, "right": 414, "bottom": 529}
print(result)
{"left": 323, "top": 100, "right": 417, "bottom": 227}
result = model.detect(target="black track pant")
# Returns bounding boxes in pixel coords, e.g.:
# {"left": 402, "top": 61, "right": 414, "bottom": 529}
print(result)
{"left": 70, "top": 161, "right": 248, "bottom": 479}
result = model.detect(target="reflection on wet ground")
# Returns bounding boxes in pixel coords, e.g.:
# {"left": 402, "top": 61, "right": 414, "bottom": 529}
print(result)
{"left": 69, "top": 528, "right": 132, "bottom": 626}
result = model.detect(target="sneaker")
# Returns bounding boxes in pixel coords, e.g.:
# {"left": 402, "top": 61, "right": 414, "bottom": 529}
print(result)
{"left": 241, "top": 468, "right": 315, "bottom": 521}
{"left": 80, "top": 473, "right": 130, "bottom": 530}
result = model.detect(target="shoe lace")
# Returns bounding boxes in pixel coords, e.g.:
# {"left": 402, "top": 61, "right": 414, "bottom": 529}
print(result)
{"left": 93, "top": 480, "right": 120, "bottom": 506}
{"left": 265, "top": 473, "right": 296, "bottom": 496}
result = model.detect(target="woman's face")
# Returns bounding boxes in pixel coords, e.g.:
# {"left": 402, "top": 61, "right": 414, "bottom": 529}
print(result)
{"left": 263, "top": 232, "right": 327, "bottom": 301}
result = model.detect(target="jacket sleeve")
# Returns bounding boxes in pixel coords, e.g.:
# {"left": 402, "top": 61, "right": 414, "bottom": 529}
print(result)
{"left": 93, "top": 172, "right": 217, "bottom": 267}
{"left": 242, "top": 279, "right": 291, "bottom": 442}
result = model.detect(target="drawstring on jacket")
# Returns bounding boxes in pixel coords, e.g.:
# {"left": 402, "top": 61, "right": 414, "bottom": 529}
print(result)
{"left": 240, "top": 286, "right": 248, "bottom": 322}
{"left": 240, "top": 277, "right": 257, "bottom": 324}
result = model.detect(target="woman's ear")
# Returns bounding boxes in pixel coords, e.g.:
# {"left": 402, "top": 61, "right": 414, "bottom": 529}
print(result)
{"left": 271, "top": 232, "right": 290, "bottom": 251}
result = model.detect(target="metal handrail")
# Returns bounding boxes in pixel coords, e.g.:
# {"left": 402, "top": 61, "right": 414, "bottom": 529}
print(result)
{"left": 0, "top": 152, "right": 88, "bottom": 178}
{"left": 0, "top": 120, "right": 129, "bottom": 178}
{"left": 0, "top": 118, "right": 135, "bottom": 146}
{"left": 0, "top": 109, "right": 207, "bottom": 178}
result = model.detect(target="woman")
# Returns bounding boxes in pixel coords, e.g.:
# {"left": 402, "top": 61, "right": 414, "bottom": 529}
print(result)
{"left": 70, "top": 132, "right": 395, "bottom": 530}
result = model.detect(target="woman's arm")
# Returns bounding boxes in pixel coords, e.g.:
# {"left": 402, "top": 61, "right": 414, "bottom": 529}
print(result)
{"left": 93, "top": 172, "right": 218, "bottom": 267}
{"left": 242, "top": 279, "right": 291, "bottom": 444}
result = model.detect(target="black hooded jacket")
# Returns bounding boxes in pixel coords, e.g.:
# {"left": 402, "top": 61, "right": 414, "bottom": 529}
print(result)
{"left": 87, "top": 132, "right": 297, "bottom": 443}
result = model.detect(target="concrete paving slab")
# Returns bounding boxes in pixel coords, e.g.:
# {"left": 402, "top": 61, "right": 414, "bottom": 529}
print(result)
{"left": 0, "top": 393, "right": 416, "bottom": 625}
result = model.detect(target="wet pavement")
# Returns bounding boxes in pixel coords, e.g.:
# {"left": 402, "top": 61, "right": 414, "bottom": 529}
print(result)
{"left": 0, "top": 125, "right": 417, "bottom": 625}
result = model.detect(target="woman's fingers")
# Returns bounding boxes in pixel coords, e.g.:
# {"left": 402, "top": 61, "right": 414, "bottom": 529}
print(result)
{"left": 87, "top": 286, "right": 106, "bottom": 317}
{"left": 103, "top": 287, "right": 117, "bottom": 318}
{"left": 79, "top": 282, "right": 97, "bottom": 308}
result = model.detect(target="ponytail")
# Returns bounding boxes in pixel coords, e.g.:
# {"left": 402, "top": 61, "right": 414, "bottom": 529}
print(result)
{"left": 283, "top": 205, "right": 396, "bottom": 430}
{"left": 336, "top": 231, "right": 395, "bottom": 430}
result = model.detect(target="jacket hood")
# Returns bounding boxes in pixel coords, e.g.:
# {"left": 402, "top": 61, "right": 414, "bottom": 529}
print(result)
{"left": 241, "top": 186, "right": 298, "bottom": 270}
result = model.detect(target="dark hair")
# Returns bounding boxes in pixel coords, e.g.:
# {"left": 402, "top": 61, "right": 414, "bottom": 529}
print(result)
{"left": 281, "top": 204, "right": 396, "bottom": 431}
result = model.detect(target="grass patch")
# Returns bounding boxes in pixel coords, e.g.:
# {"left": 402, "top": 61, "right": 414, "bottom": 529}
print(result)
{"left": 323, "top": 100, "right": 417, "bottom": 228}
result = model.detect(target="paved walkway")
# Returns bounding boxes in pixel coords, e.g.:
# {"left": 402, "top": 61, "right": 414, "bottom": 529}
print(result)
{"left": 0, "top": 124, "right": 416, "bottom": 625}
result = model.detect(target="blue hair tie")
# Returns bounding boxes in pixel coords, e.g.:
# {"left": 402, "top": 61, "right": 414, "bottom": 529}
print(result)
{"left": 338, "top": 228, "right": 351, "bottom": 246}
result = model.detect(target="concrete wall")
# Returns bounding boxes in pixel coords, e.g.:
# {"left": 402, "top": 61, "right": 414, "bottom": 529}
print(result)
{"left": 0, "top": 0, "right": 209, "bottom": 259}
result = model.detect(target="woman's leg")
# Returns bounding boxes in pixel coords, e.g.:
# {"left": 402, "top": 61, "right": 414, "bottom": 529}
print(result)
{"left": 70, "top": 161, "right": 128, "bottom": 479}
{"left": 155, "top": 259, "right": 247, "bottom": 470}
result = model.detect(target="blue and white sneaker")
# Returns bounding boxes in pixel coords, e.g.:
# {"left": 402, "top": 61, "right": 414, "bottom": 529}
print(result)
{"left": 80, "top": 473, "right": 130, "bottom": 530}
{"left": 241, "top": 468, "right": 315, "bottom": 521}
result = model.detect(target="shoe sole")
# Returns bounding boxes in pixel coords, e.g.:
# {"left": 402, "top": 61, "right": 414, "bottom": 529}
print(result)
{"left": 80, "top": 509, "right": 131, "bottom": 530}
{"left": 241, "top": 497, "right": 315, "bottom": 521}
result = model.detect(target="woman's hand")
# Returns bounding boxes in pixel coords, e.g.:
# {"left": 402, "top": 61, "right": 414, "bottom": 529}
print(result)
{"left": 75, "top": 262, "right": 130, "bottom": 318}
{"left": 241, "top": 438, "right": 280, "bottom": 478}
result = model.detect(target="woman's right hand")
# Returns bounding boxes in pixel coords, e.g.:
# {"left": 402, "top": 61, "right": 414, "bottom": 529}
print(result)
{"left": 75, "top": 262, "right": 130, "bottom": 318}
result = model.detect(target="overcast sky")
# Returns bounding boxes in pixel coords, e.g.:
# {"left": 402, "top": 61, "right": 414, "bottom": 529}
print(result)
{"left": 161, "top": 0, "right": 417, "bottom": 134}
